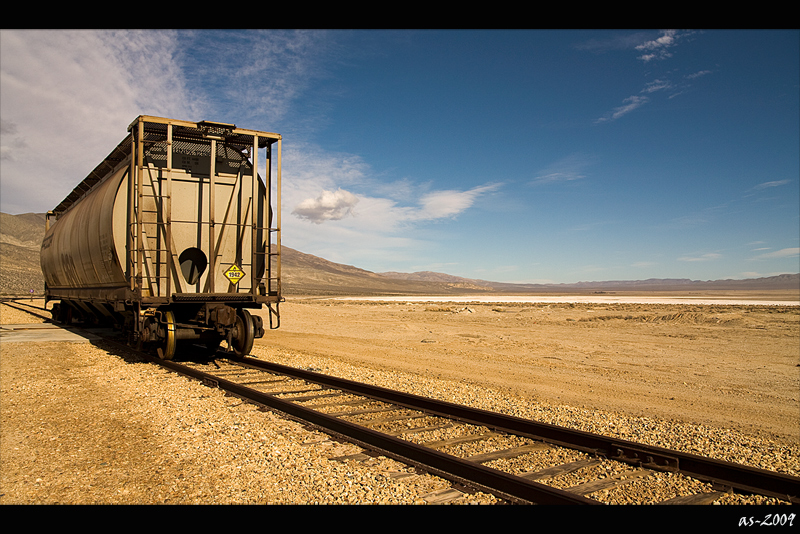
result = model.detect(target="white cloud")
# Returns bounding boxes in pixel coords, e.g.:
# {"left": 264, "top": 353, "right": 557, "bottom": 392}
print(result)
{"left": 635, "top": 30, "right": 678, "bottom": 62}
{"left": 678, "top": 253, "right": 722, "bottom": 262}
{"left": 283, "top": 138, "right": 500, "bottom": 228}
{"left": 414, "top": 184, "right": 500, "bottom": 220}
{"left": 292, "top": 188, "right": 359, "bottom": 223}
{"left": 290, "top": 181, "right": 499, "bottom": 227}
{"left": 176, "top": 30, "right": 334, "bottom": 124}
{"left": 637, "top": 31, "right": 676, "bottom": 50}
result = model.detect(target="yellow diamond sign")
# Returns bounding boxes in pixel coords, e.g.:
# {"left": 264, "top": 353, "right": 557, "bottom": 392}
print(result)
{"left": 223, "top": 265, "right": 245, "bottom": 284}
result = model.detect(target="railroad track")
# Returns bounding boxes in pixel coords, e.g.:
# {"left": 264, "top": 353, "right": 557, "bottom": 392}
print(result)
{"left": 4, "top": 299, "right": 799, "bottom": 505}
{"left": 151, "top": 348, "right": 798, "bottom": 505}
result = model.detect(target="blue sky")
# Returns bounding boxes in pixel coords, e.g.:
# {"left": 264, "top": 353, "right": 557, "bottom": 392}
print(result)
{"left": 1, "top": 30, "right": 798, "bottom": 283}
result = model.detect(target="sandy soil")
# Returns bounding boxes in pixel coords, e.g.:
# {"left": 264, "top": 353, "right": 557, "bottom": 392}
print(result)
{"left": 2, "top": 297, "right": 798, "bottom": 505}
{"left": 257, "top": 297, "right": 800, "bottom": 444}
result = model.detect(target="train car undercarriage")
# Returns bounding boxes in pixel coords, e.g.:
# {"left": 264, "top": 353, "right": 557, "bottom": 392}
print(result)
{"left": 50, "top": 296, "right": 274, "bottom": 360}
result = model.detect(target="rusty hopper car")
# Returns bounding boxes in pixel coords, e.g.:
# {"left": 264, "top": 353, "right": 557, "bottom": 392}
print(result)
{"left": 41, "top": 116, "right": 282, "bottom": 359}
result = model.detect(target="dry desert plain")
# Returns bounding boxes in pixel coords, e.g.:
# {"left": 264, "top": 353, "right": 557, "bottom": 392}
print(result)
{"left": 261, "top": 293, "right": 800, "bottom": 444}
{"left": 2, "top": 291, "right": 799, "bottom": 505}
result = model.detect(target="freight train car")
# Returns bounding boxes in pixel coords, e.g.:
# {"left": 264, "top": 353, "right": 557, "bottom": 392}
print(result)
{"left": 41, "top": 116, "right": 282, "bottom": 359}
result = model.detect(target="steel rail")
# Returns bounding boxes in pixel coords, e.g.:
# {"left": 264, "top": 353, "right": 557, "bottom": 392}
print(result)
{"left": 232, "top": 355, "right": 800, "bottom": 504}
{"left": 147, "top": 354, "right": 598, "bottom": 504}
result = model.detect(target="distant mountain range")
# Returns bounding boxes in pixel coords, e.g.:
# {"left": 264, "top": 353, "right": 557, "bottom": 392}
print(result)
{"left": 377, "top": 269, "right": 800, "bottom": 293}
{"left": 1, "top": 212, "right": 798, "bottom": 296}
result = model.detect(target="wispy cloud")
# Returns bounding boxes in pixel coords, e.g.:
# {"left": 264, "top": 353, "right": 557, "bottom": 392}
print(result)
{"left": 531, "top": 153, "right": 593, "bottom": 184}
{"left": 413, "top": 184, "right": 500, "bottom": 221}
{"left": 687, "top": 70, "right": 712, "bottom": 79}
{"left": 678, "top": 252, "right": 722, "bottom": 262}
{"left": 0, "top": 30, "right": 200, "bottom": 213}
{"left": 661, "top": 214, "right": 711, "bottom": 230}
{"left": 175, "top": 30, "right": 335, "bottom": 124}
{"left": 750, "top": 248, "right": 800, "bottom": 260}
{"left": 593, "top": 30, "right": 705, "bottom": 124}
{"left": 595, "top": 95, "right": 649, "bottom": 123}
{"left": 753, "top": 179, "right": 790, "bottom": 190}
{"left": 635, "top": 30, "right": 679, "bottom": 62}
{"left": 642, "top": 78, "right": 673, "bottom": 93}
{"left": 574, "top": 32, "right": 654, "bottom": 54}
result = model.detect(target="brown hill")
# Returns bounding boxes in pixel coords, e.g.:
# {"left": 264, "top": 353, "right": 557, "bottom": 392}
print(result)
{"left": 1, "top": 212, "right": 797, "bottom": 297}
{"left": 279, "top": 247, "right": 492, "bottom": 296}
{"left": 0, "top": 212, "right": 46, "bottom": 296}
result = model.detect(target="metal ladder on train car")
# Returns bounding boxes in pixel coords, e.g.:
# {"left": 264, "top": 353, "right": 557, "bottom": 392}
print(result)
{"left": 249, "top": 136, "right": 282, "bottom": 329}
{"left": 249, "top": 138, "right": 282, "bottom": 329}
{"left": 129, "top": 120, "right": 176, "bottom": 300}
{"left": 137, "top": 168, "right": 173, "bottom": 298}
{"left": 253, "top": 140, "right": 280, "bottom": 299}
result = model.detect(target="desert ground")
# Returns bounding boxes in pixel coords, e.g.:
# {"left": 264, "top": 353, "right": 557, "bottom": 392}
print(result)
{"left": 260, "top": 295, "right": 800, "bottom": 443}
{"left": 2, "top": 294, "right": 798, "bottom": 505}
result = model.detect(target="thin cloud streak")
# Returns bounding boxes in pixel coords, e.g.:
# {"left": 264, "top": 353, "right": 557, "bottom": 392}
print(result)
{"left": 596, "top": 95, "right": 649, "bottom": 123}
{"left": 751, "top": 248, "right": 800, "bottom": 260}
{"left": 753, "top": 179, "right": 790, "bottom": 190}
{"left": 531, "top": 154, "right": 593, "bottom": 184}
{"left": 678, "top": 253, "right": 722, "bottom": 262}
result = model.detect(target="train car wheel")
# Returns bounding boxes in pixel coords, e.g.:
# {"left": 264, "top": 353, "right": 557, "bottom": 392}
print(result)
{"left": 231, "top": 309, "right": 255, "bottom": 358}
{"left": 156, "top": 311, "right": 177, "bottom": 360}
